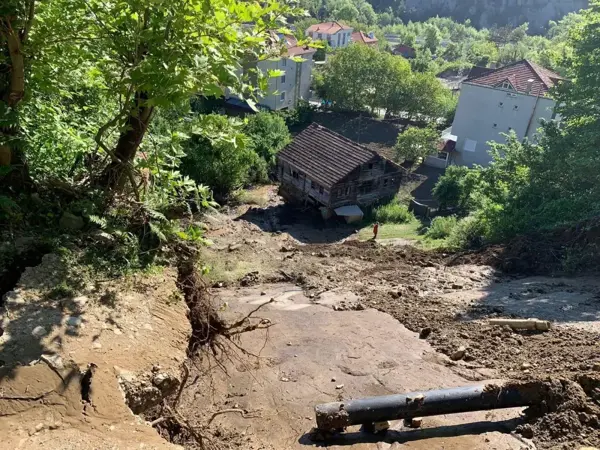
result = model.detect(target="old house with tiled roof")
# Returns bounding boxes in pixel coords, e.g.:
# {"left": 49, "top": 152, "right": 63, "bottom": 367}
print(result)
{"left": 351, "top": 30, "right": 378, "bottom": 46}
{"left": 276, "top": 124, "right": 403, "bottom": 213}
{"left": 305, "top": 21, "right": 353, "bottom": 49}
{"left": 446, "top": 59, "right": 564, "bottom": 168}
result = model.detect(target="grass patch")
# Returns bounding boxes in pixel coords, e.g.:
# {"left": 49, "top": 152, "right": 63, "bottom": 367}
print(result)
{"left": 236, "top": 188, "right": 269, "bottom": 207}
{"left": 425, "top": 215, "right": 458, "bottom": 240}
{"left": 374, "top": 199, "right": 415, "bottom": 224}
{"left": 358, "top": 219, "right": 448, "bottom": 250}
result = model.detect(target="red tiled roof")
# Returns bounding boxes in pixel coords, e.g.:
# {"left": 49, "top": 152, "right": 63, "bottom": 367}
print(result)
{"left": 392, "top": 44, "right": 416, "bottom": 57}
{"left": 306, "top": 21, "right": 352, "bottom": 34}
{"left": 278, "top": 123, "right": 398, "bottom": 188}
{"left": 286, "top": 45, "right": 317, "bottom": 57}
{"left": 465, "top": 59, "right": 564, "bottom": 96}
{"left": 351, "top": 31, "right": 378, "bottom": 45}
{"left": 269, "top": 31, "right": 316, "bottom": 57}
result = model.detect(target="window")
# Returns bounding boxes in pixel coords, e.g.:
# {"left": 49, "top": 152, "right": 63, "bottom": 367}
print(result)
{"left": 345, "top": 186, "right": 351, "bottom": 195}
{"left": 368, "top": 163, "right": 373, "bottom": 170}
{"left": 498, "top": 102, "right": 504, "bottom": 108}
{"left": 282, "top": 59, "right": 287, "bottom": 67}
{"left": 383, "top": 178, "right": 388, "bottom": 187}
{"left": 337, "top": 34, "right": 341, "bottom": 46}
{"left": 319, "top": 186, "right": 324, "bottom": 194}
{"left": 311, "top": 180, "right": 315, "bottom": 189}
{"left": 436, "top": 152, "right": 449, "bottom": 161}
{"left": 513, "top": 105, "right": 519, "bottom": 110}
{"left": 292, "top": 171, "right": 299, "bottom": 179}
{"left": 463, "top": 138, "right": 477, "bottom": 152}
{"left": 499, "top": 81, "right": 514, "bottom": 90}
{"left": 280, "top": 91, "right": 286, "bottom": 102}
{"left": 281, "top": 75, "right": 286, "bottom": 84}
{"left": 318, "top": 33, "right": 323, "bottom": 39}
{"left": 508, "top": 127, "right": 513, "bottom": 131}
{"left": 359, "top": 180, "right": 373, "bottom": 195}
{"left": 337, "top": 189, "right": 343, "bottom": 197}
{"left": 493, "top": 123, "right": 498, "bottom": 128}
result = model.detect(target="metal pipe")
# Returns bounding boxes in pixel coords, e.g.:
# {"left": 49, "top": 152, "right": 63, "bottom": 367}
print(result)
{"left": 315, "top": 383, "right": 536, "bottom": 430}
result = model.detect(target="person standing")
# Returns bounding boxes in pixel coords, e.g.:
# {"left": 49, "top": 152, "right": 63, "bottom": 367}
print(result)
{"left": 373, "top": 222, "right": 379, "bottom": 240}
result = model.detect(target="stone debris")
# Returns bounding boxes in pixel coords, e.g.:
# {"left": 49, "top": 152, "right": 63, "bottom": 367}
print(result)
{"left": 31, "top": 326, "right": 47, "bottom": 338}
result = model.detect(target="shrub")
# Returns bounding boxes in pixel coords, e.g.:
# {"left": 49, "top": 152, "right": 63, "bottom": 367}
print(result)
{"left": 433, "top": 165, "right": 481, "bottom": 211}
{"left": 425, "top": 215, "right": 458, "bottom": 239}
{"left": 447, "top": 215, "right": 487, "bottom": 249}
{"left": 374, "top": 200, "right": 415, "bottom": 224}
{"left": 244, "top": 112, "right": 291, "bottom": 165}
{"left": 182, "top": 115, "right": 257, "bottom": 199}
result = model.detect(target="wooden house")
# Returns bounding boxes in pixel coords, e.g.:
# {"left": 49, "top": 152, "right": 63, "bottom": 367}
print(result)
{"left": 276, "top": 124, "right": 404, "bottom": 213}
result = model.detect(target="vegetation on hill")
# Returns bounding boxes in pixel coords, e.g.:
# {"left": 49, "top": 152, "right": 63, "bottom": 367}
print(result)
{"left": 431, "top": 0, "right": 600, "bottom": 257}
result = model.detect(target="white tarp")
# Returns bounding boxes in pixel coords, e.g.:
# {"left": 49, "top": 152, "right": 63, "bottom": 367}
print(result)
{"left": 334, "top": 205, "right": 364, "bottom": 217}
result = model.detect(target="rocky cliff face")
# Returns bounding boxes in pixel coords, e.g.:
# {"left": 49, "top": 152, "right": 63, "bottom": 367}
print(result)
{"left": 404, "top": 0, "right": 588, "bottom": 32}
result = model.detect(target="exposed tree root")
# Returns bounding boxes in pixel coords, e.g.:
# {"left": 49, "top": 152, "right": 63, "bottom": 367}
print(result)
{"left": 148, "top": 256, "right": 275, "bottom": 448}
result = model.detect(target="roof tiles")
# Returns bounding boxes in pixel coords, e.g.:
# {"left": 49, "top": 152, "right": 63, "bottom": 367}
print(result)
{"left": 465, "top": 59, "right": 563, "bottom": 96}
{"left": 277, "top": 123, "right": 384, "bottom": 188}
{"left": 306, "top": 21, "right": 352, "bottom": 34}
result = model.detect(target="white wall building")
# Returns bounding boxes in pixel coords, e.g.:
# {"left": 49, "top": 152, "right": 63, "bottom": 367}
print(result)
{"left": 305, "top": 21, "right": 353, "bottom": 49}
{"left": 228, "top": 34, "right": 315, "bottom": 111}
{"left": 446, "top": 60, "right": 563, "bottom": 168}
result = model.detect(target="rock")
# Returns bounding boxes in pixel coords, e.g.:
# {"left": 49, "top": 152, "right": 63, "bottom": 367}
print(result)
{"left": 404, "top": 417, "right": 423, "bottom": 428}
{"left": 31, "top": 326, "right": 47, "bottom": 338}
{"left": 73, "top": 296, "right": 88, "bottom": 307}
{"left": 450, "top": 346, "right": 466, "bottom": 361}
{"left": 335, "top": 384, "right": 344, "bottom": 389}
{"left": 371, "top": 421, "right": 390, "bottom": 432}
{"left": 260, "top": 291, "right": 267, "bottom": 296}
{"left": 92, "top": 341, "right": 102, "bottom": 349}
{"left": 521, "top": 362, "right": 532, "bottom": 370}
{"left": 35, "top": 423, "right": 45, "bottom": 432}
{"left": 113, "top": 328, "right": 123, "bottom": 335}
{"left": 280, "top": 377, "right": 290, "bottom": 382}
{"left": 516, "top": 423, "right": 534, "bottom": 439}
{"left": 331, "top": 377, "right": 336, "bottom": 382}
{"left": 152, "top": 372, "right": 179, "bottom": 393}
{"left": 66, "top": 316, "right": 82, "bottom": 327}
{"left": 228, "top": 243, "right": 242, "bottom": 251}
{"left": 91, "top": 230, "right": 115, "bottom": 246}
{"left": 59, "top": 212, "right": 84, "bottom": 231}
{"left": 41, "top": 353, "right": 64, "bottom": 370}
{"left": 419, "top": 327, "right": 432, "bottom": 339}
{"left": 452, "top": 283, "right": 463, "bottom": 290}
{"left": 592, "top": 363, "right": 600, "bottom": 372}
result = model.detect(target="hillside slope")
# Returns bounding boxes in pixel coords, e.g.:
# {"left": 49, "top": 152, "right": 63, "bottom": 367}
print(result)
{"left": 403, "top": 0, "right": 588, "bottom": 32}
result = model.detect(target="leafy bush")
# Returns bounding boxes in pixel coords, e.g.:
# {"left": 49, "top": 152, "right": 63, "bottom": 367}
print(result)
{"left": 182, "top": 114, "right": 258, "bottom": 198}
{"left": 425, "top": 215, "right": 458, "bottom": 239}
{"left": 433, "top": 165, "right": 481, "bottom": 211}
{"left": 447, "top": 215, "right": 487, "bottom": 249}
{"left": 374, "top": 200, "right": 415, "bottom": 224}
{"left": 244, "top": 112, "right": 291, "bottom": 164}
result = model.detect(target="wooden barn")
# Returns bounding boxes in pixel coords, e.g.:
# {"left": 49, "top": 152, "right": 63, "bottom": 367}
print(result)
{"left": 276, "top": 123, "right": 404, "bottom": 218}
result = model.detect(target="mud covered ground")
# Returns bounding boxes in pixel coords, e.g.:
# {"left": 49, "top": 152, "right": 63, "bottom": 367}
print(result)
{"left": 192, "top": 188, "right": 600, "bottom": 449}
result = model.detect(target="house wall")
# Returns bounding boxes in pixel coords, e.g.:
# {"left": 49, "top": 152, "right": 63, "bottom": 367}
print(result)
{"left": 253, "top": 55, "right": 314, "bottom": 111}
{"left": 277, "top": 161, "right": 331, "bottom": 205}
{"left": 450, "top": 83, "right": 556, "bottom": 167}
{"left": 307, "top": 29, "right": 353, "bottom": 48}
{"left": 330, "top": 160, "right": 402, "bottom": 208}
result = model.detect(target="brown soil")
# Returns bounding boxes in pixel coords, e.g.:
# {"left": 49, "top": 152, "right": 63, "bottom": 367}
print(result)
{"left": 193, "top": 191, "right": 600, "bottom": 448}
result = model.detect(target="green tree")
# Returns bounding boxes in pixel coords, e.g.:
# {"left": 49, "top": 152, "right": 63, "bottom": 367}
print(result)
{"left": 182, "top": 115, "right": 257, "bottom": 198}
{"left": 50, "top": 0, "right": 293, "bottom": 197}
{"left": 424, "top": 25, "right": 441, "bottom": 54}
{"left": 394, "top": 125, "right": 439, "bottom": 164}
{"left": 378, "top": 11, "right": 393, "bottom": 27}
{"left": 244, "top": 112, "right": 291, "bottom": 165}
{"left": 321, "top": 43, "right": 411, "bottom": 112}
{"left": 0, "top": 0, "right": 36, "bottom": 188}
{"left": 433, "top": 165, "right": 481, "bottom": 210}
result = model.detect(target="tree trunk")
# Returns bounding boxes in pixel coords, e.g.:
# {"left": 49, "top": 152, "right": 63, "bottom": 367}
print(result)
{"left": 101, "top": 91, "right": 154, "bottom": 191}
{"left": 0, "top": 18, "right": 32, "bottom": 191}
